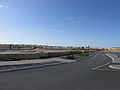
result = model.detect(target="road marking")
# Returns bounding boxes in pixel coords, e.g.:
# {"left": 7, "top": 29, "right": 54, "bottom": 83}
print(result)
{"left": 92, "top": 53, "right": 116, "bottom": 71}
{"left": 109, "top": 65, "right": 120, "bottom": 70}
{"left": 106, "top": 53, "right": 120, "bottom": 70}
{"left": 106, "top": 53, "right": 115, "bottom": 62}
{"left": 93, "top": 54, "right": 97, "bottom": 59}
{"left": 91, "top": 62, "right": 111, "bottom": 70}
{"left": 91, "top": 54, "right": 97, "bottom": 60}
{"left": 97, "top": 69, "right": 109, "bottom": 71}
{"left": 96, "top": 68, "right": 117, "bottom": 71}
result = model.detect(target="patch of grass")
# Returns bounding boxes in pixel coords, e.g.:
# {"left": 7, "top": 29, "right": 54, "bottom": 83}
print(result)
{"left": 62, "top": 52, "right": 89, "bottom": 60}
{"left": 0, "top": 58, "right": 20, "bottom": 61}
{"left": 66, "top": 55, "right": 75, "bottom": 60}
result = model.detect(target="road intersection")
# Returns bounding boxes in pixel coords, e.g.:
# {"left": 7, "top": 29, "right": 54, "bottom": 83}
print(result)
{"left": 0, "top": 52, "right": 120, "bottom": 90}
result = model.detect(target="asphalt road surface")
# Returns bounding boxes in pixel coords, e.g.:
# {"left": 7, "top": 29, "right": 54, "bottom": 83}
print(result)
{"left": 0, "top": 52, "right": 120, "bottom": 90}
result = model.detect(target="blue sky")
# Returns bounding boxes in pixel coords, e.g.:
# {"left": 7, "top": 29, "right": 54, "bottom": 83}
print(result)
{"left": 0, "top": 0, "right": 120, "bottom": 47}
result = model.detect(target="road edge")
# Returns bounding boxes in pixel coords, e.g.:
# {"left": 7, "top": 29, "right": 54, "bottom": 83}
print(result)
{"left": 0, "top": 52, "right": 96, "bottom": 73}
{"left": 0, "top": 62, "right": 67, "bottom": 73}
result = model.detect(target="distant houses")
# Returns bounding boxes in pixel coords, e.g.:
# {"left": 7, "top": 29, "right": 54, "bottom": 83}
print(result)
{"left": 0, "top": 44, "right": 104, "bottom": 51}
{"left": 0, "top": 44, "right": 81, "bottom": 50}
{"left": 0, "top": 44, "right": 34, "bottom": 50}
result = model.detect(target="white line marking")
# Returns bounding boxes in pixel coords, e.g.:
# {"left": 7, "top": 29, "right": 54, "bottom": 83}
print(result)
{"left": 106, "top": 53, "right": 115, "bottom": 62}
{"left": 94, "top": 54, "right": 97, "bottom": 58}
{"left": 109, "top": 65, "right": 120, "bottom": 70}
{"left": 91, "top": 62, "right": 111, "bottom": 70}
{"left": 106, "top": 53, "right": 120, "bottom": 70}
{"left": 97, "top": 69, "right": 109, "bottom": 71}
{"left": 92, "top": 53, "right": 116, "bottom": 70}
{"left": 92, "top": 53, "right": 115, "bottom": 70}
{"left": 91, "top": 54, "right": 97, "bottom": 60}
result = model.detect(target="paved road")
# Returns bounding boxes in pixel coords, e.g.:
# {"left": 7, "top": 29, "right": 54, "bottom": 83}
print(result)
{"left": 110, "top": 52, "right": 120, "bottom": 57}
{"left": 0, "top": 52, "right": 120, "bottom": 90}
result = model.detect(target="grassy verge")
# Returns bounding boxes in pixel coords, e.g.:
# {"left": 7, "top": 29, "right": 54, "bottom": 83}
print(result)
{"left": 0, "top": 61, "right": 59, "bottom": 70}
{"left": 61, "top": 52, "right": 89, "bottom": 60}
{"left": 0, "top": 58, "right": 20, "bottom": 61}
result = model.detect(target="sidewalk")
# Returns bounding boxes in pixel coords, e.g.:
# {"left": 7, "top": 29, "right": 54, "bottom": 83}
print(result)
{"left": 0, "top": 58, "right": 75, "bottom": 67}
{"left": 0, "top": 52, "right": 95, "bottom": 72}
{"left": 106, "top": 53, "right": 120, "bottom": 70}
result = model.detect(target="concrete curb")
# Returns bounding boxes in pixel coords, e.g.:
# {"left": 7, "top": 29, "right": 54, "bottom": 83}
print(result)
{"left": 106, "top": 53, "right": 120, "bottom": 70}
{"left": 106, "top": 53, "right": 115, "bottom": 69}
{"left": 0, "top": 62, "right": 67, "bottom": 73}
{"left": 109, "top": 65, "right": 120, "bottom": 70}
{"left": 106, "top": 53, "right": 115, "bottom": 62}
{"left": 0, "top": 52, "right": 96, "bottom": 73}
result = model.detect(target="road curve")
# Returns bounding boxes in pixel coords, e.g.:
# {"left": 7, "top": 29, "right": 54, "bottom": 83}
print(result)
{"left": 0, "top": 52, "right": 120, "bottom": 90}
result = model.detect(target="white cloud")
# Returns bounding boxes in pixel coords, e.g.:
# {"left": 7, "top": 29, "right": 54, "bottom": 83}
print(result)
{"left": 68, "top": 17, "right": 78, "bottom": 23}
{"left": 0, "top": 5, "right": 3, "bottom": 8}
{"left": 69, "top": 17, "right": 75, "bottom": 20}
{"left": 83, "top": 19, "right": 87, "bottom": 23}
{"left": 68, "top": 16, "right": 88, "bottom": 24}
